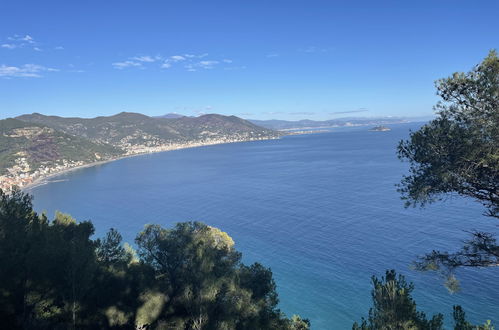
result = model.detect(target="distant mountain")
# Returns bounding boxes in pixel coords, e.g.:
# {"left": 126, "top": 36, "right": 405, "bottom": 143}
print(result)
{"left": 154, "top": 113, "right": 186, "bottom": 119}
{"left": 17, "top": 112, "right": 279, "bottom": 147}
{"left": 248, "top": 117, "right": 427, "bottom": 130}
{"left": 0, "top": 118, "right": 123, "bottom": 175}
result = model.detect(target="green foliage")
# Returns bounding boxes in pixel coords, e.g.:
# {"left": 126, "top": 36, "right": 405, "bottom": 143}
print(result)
{"left": 352, "top": 270, "right": 494, "bottom": 330}
{"left": 0, "top": 189, "right": 307, "bottom": 329}
{"left": 16, "top": 112, "right": 279, "bottom": 146}
{"left": 0, "top": 118, "right": 123, "bottom": 175}
{"left": 290, "top": 315, "right": 311, "bottom": 330}
{"left": 397, "top": 50, "right": 499, "bottom": 279}
{"left": 444, "top": 275, "right": 460, "bottom": 294}
{"left": 134, "top": 222, "right": 301, "bottom": 329}
{"left": 453, "top": 306, "right": 495, "bottom": 330}
{"left": 96, "top": 228, "right": 133, "bottom": 266}
{"left": 398, "top": 50, "right": 499, "bottom": 218}
{"left": 352, "top": 270, "right": 444, "bottom": 330}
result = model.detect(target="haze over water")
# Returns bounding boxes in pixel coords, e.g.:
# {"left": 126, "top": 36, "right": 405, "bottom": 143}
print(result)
{"left": 29, "top": 123, "right": 499, "bottom": 329}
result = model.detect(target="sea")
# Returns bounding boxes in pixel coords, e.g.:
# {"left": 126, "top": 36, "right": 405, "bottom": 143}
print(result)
{"left": 28, "top": 123, "right": 499, "bottom": 329}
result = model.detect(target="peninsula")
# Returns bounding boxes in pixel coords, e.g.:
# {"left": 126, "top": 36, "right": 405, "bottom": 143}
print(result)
{"left": 0, "top": 113, "right": 281, "bottom": 192}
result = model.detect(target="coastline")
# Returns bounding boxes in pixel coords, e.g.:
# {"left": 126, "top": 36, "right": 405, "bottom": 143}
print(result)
{"left": 22, "top": 158, "right": 117, "bottom": 191}
{"left": 22, "top": 136, "right": 280, "bottom": 191}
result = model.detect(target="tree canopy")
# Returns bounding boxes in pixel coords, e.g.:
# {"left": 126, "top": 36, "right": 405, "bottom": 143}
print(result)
{"left": 352, "top": 270, "right": 444, "bottom": 330}
{"left": 398, "top": 50, "right": 498, "bottom": 218}
{"left": 397, "top": 50, "right": 499, "bottom": 284}
{"left": 352, "top": 270, "right": 493, "bottom": 330}
{"left": 0, "top": 188, "right": 308, "bottom": 329}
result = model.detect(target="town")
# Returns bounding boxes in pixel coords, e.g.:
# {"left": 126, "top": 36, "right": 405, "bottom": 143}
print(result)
{"left": 0, "top": 135, "right": 279, "bottom": 193}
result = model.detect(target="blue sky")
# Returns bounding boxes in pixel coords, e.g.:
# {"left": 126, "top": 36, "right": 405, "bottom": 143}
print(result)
{"left": 1, "top": 0, "right": 497, "bottom": 120}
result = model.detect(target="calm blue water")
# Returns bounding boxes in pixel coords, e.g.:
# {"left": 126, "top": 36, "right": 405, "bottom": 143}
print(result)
{"left": 29, "top": 123, "right": 498, "bottom": 329}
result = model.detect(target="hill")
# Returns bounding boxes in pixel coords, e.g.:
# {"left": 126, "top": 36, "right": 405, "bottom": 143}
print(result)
{"left": 0, "top": 118, "right": 123, "bottom": 177}
{"left": 17, "top": 112, "right": 279, "bottom": 148}
{"left": 1, "top": 113, "right": 279, "bottom": 190}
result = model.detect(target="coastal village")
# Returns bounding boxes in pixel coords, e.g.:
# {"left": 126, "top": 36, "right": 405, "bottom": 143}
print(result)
{"left": 0, "top": 156, "right": 85, "bottom": 193}
{"left": 0, "top": 135, "right": 279, "bottom": 193}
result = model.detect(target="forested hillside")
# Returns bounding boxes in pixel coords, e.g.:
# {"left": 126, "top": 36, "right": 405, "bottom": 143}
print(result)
{"left": 0, "top": 113, "right": 279, "bottom": 191}
{"left": 0, "top": 118, "right": 123, "bottom": 175}
{"left": 17, "top": 112, "right": 280, "bottom": 146}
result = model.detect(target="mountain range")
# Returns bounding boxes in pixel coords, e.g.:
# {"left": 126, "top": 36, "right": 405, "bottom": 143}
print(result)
{"left": 16, "top": 112, "right": 277, "bottom": 146}
{"left": 247, "top": 116, "right": 431, "bottom": 130}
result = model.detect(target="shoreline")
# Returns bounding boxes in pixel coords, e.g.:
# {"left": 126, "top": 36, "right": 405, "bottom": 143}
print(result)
{"left": 22, "top": 136, "right": 280, "bottom": 191}
{"left": 23, "top": 158, "right": 117, "bottom": 191}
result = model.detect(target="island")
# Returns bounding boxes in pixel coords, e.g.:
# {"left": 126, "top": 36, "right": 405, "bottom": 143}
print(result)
{"left": 369, "top": 125, "right": 391, "bottom": 132}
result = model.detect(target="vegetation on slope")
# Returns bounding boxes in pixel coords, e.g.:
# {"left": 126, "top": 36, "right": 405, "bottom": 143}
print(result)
{"left": 0, "top": 113, "right": 279, "bottom": 183}
{"left": 0, "top": 189, "right": 309, "bottom": 330}
{"left": 0, "top": 118, "right": 123, "bottom": 175}
{"left": 16, "top": 112, "right": 280, "bottom": 146}
{"left": 0, "top": 191, "right": 492, "bottom": 329}
{"left": 2, "top": 46, "right": 496, "bottom": 330}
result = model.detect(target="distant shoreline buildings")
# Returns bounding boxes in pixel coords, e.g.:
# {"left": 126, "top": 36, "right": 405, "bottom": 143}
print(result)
{"left": 0, "top": 136, "right": 279, "bottom": 193}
